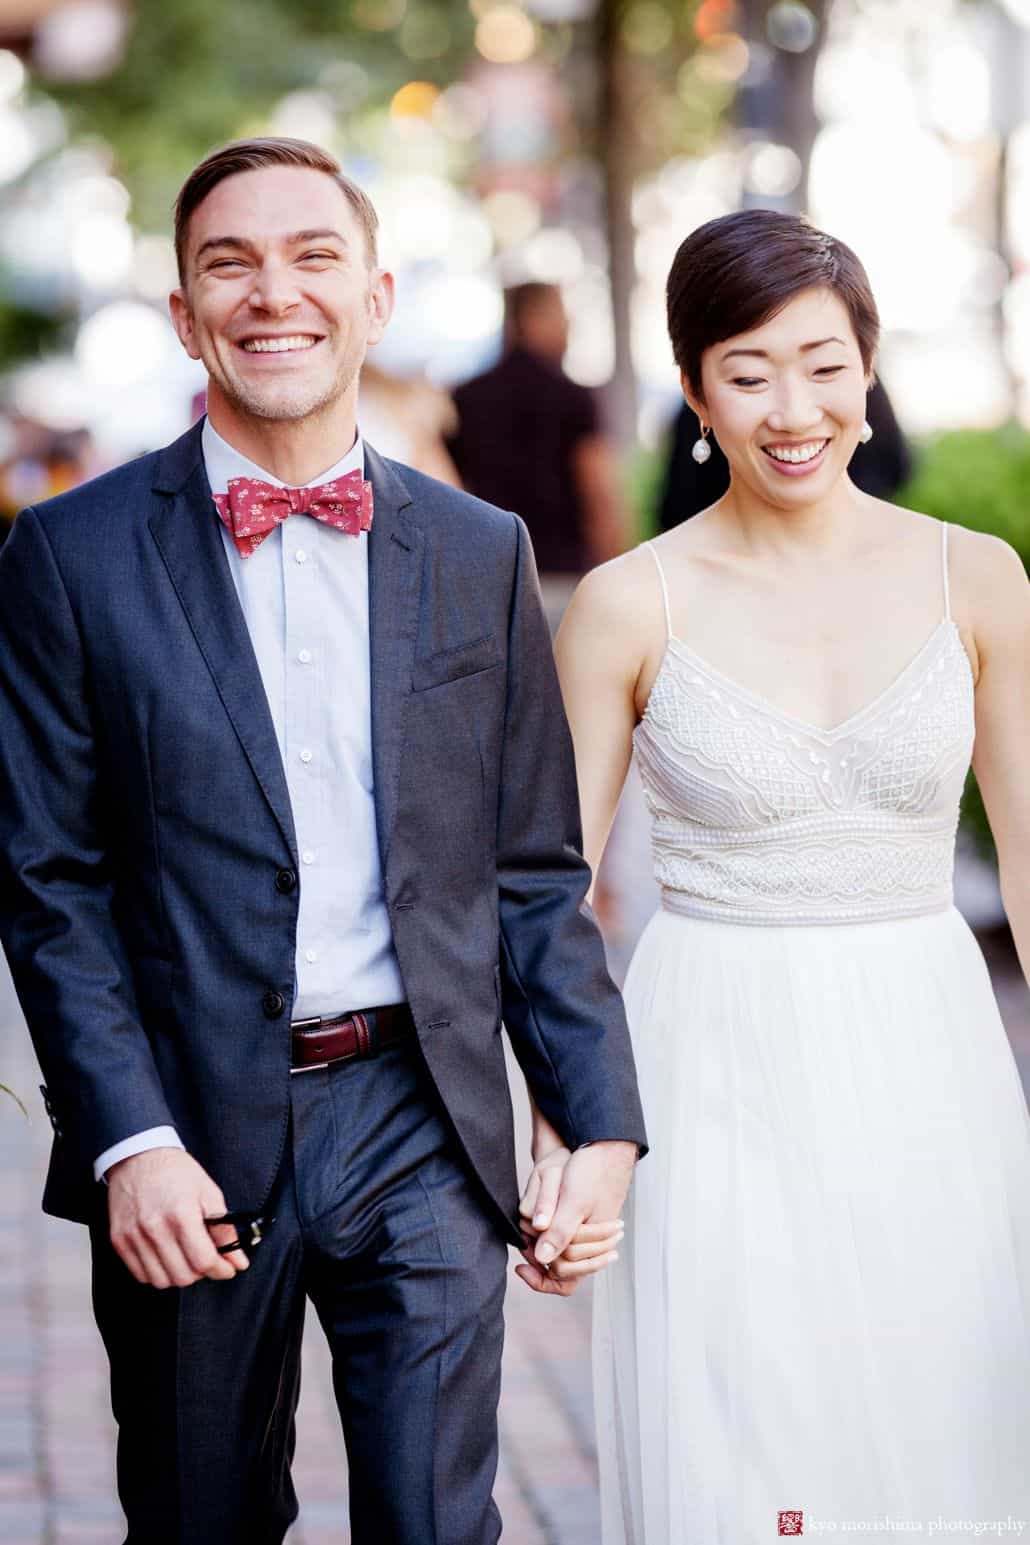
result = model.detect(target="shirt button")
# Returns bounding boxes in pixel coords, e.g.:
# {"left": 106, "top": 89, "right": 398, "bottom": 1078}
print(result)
{"left": 299, "top": 748, "right": 313, "bottom": 764}
{"left": 295, "top": 549, "right": 307, "bottom": 564}
{"left": 298, "top": 649, "right": 312, "bottom": 664}
{"left": 304, "top": 948, "right": 318, "bottom": 964}
{"left": 302, "top": 850, "right": 315, "bottom": 865}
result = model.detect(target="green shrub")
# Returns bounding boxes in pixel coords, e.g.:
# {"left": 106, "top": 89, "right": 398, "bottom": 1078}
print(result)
{"left": 899, "top": 426, "right": 1030, "bottom": 861}
{"left": 627, "top": 443, "right": 664, "bottom": 544}
{"left": 900, "top": 425, "right": 1030, "bottom": 560}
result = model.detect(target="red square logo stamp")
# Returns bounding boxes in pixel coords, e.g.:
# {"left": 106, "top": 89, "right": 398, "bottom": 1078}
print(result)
{"left": 778, "top": 1512, "right": 804, "bottom": 1536}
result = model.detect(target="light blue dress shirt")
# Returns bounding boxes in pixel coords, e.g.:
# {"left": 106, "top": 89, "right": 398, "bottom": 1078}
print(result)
{"left": 94, "top": 418, "right": 404, "bottom": 1180}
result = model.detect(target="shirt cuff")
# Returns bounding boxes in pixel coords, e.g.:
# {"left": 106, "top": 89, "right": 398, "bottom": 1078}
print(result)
{"left": 94, "top": 1126, "right": 185, "bottom": 1184}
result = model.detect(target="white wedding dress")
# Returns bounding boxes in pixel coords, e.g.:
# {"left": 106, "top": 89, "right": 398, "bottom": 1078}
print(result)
{"left": 593, "top": 525, "right": 1030, "bottom": 1544}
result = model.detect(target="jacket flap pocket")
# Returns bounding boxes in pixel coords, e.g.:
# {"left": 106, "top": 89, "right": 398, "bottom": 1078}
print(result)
{"left": 411, "top": 633, "right": 500, "bottom": 692}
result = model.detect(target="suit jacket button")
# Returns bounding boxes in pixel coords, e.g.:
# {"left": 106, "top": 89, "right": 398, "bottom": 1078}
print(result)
{"left": 275, "top": 868, "right": 297, "bottom": 894}
{"left": 263, "top": 990, "right": 286, "bottom": 1019}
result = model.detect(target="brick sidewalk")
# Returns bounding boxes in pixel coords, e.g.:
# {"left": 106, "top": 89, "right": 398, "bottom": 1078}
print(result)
{"left": 1, "top": 941, "right": 1028, "bottom": 1545}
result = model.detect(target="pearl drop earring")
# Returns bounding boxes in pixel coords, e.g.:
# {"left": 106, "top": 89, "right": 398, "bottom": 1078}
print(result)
{"left": 859, "top": 420, "right": 873, "bottom": 444}
{"left": 692, "top": 425, "right": 712, "bottom": 464}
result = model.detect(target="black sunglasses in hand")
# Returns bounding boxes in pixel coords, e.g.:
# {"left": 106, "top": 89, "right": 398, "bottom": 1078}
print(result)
{"left": 204, "top": 1210, "right": 276, "bottom": 1256}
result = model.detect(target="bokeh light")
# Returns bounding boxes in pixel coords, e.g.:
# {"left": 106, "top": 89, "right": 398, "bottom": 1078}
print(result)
{"left": 694, "top": 0, "right": 738, "bottom": 44}
{"left": 32, "top": 0, "right": 128, "bottom": 82}
{"left": 475, "top": 6, "right": 537, "bottom": 64}
{"left": 622, "top": 3, "right": 675, "bottom": 56}
{"left": 391, "top": 81, "right": 441, "bottom": 118}
{"left": 0, "top": 51, "right": 26, "bottom": 105}
{"left": 695, "top": 34, "right": 750, "bottom": 85}
{"left": 744, "top": 141, "right": 802, "bottom": 198}
{"left": 766, "top": 1, "right": 818, "bottom": 54}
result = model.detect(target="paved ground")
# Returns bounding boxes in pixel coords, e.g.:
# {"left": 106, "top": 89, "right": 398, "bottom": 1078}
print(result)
{"left": 0, "top": 854, "right": 1027, "bottom": 1543}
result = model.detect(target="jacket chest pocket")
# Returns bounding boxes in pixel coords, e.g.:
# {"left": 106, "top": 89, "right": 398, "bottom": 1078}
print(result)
{"left": 411, "top": 633, "right": 500, "bottom": 692}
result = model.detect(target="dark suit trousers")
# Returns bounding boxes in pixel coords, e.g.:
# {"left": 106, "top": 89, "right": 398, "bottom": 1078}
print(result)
{"left": 88, "top": 1039, "right": 509, "bottom": 1545}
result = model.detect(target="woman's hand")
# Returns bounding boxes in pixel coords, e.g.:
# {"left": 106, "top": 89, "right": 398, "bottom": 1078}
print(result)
{"left": 517, "top": 1142, "right": 624, "bottom": 1296}
{"left": 521, "top": 1122, "right": 572, "bottom": 1234}
{"left": 515, "top": 1217, "right": 624, "bottom": 1296}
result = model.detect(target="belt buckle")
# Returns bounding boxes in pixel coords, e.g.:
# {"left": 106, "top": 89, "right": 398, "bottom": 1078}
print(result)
{"left": 290, "top": 1013, "right": 329, "bottom": 1076}
{"left": 289, "top": 1012, "right": 367, "bottom": 1075}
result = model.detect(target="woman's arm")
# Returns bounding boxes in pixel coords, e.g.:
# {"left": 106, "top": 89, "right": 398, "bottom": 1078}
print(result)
{"left": 514, "top": 553, "right": 659, "bottom": 1290}
{"left": 554, "top": 554, "right": 656, "bottom": 883}
{"left": 964, "top": 529, "right": 1030, "bottom": 985}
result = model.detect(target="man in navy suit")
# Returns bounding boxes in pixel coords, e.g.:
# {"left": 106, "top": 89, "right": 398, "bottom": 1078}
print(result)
{"left": 0, "top": 137, "right": 645, "bottom": 1543}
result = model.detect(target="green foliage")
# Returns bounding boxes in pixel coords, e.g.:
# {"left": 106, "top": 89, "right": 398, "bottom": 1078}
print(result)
{"left": 900, "top": 425, "right": 1030, "bottom": 562}
{"left": 899, "top": 425, "right": 1030, "bottom": 862}
{"left": 49, "top": 0, "right": 475, "bottom": 231}
{"left": 627, "top": 442, "right": 664, "bottom": 542}
{"left": 44, "top": 0, "right": 727, "bottom": 233}
{"left": 0, "top": 295, "right": 70, "bottom": 367}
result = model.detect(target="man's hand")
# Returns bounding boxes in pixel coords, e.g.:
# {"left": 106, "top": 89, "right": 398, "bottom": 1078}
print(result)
{"left": 514, "top": 1139, "right": 636, "bottom": 1296}
{"left": 106, "top": 1148, "right": 250, "bottom": 1288}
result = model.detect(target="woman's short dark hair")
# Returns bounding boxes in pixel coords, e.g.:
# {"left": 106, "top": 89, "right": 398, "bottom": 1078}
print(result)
{"left": 666, "top": 209, "right": 880, "bottom": 401}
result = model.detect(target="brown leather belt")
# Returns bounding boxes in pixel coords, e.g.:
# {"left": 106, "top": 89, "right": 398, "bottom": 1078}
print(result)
{"left": 289, "top": 1003, "right": 415, "bottom": 1073}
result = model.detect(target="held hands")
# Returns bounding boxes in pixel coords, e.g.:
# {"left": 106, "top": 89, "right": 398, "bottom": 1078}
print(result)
{"left": 106, "top": 1148, "right": 250, "bottom": 1288}
{"left": 516, "top": 1138, "right": 637, "bottom": 1297}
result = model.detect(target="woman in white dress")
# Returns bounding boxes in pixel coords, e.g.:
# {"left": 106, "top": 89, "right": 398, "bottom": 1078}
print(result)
{"left": 531, "top": 210, "right": 1030, "bottom": 1542}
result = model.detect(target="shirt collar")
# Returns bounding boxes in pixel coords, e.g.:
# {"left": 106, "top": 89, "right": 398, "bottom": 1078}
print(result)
{"left": 201, "top": 416, "right": 365, "bottom": 495}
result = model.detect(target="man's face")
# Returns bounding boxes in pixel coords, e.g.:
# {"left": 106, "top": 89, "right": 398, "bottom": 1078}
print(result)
{"left": 521, "top": 288, "right": 569, "bottom": 364}
{"left": 170, "top": 165, "right": 393, "bottom": 425}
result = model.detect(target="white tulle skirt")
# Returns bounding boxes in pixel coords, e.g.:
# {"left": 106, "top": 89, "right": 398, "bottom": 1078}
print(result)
{"left": 593, "top": 905, "right": 1030, "bottom": 1545}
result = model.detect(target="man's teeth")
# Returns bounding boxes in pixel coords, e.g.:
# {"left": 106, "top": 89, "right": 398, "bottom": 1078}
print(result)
{"left": 241, "top": 336, "right": 318, "bottom": 353}
{"left": 764, "top": 440, "right": 828, "bottom": 464}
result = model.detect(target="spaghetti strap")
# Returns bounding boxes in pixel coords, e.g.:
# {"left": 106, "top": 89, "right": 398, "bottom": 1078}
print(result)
{"left": 645, "top": 541, "right": 673, "bottom": 641}
{"left": 941, "top": 521, "right": 951, "bottom": 621}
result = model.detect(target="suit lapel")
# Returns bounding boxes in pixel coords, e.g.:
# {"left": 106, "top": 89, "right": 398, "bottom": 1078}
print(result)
{"left": 148, "top": 423, "right": 297, "bottom": 859}
{"left": 365, "top": 445, "right": 423, "bottom": 870}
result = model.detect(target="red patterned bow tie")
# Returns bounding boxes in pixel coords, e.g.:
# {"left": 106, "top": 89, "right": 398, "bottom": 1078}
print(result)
{"left": 212, "top": 471, "right": 373, "bottom": 558}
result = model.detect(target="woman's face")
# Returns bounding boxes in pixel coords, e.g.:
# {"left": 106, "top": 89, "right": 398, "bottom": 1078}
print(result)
{"left": 692, "top": 286, "right": 870, "bottom": 510}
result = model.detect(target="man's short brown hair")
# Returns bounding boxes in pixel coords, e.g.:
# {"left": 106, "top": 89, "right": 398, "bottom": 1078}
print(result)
{"left": 173, "top": 136, "right": 380, "bottom": 282}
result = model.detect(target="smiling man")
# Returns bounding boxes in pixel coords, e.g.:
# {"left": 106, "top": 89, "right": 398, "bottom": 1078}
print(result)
{"left": 0, "top": 138, "right": 645, "bottom": 1544}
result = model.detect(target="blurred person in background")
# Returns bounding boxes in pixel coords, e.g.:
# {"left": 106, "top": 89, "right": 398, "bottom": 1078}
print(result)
{"left": 357, "top": 356, "right": 461, "bottom": 485}
{"left": 447, "top": 281, "right": 630, "bottom": 632}
{"left": 657, "top": 375, "right": 911, "bottom": 530}
{"left": 0, "top": 135, "right": 644, "bottom": 1545}
{"left": 550, "top": 209, "right": 1030, "bottom": 1542}
{"left": 0, "top": 417, "right": 98, "bottom": 546}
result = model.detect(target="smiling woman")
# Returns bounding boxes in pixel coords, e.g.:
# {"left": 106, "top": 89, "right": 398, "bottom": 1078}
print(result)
{"left": 667, "top": 209, "right": 880, "bottom": 404}
{"left": 551, "top": 207, "right": 1030, "bottom": 1543}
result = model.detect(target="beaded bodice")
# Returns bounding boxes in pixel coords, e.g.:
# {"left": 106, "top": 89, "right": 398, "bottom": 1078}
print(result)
{"left": 635, "top": 534, "right": 976, "bottom": 926}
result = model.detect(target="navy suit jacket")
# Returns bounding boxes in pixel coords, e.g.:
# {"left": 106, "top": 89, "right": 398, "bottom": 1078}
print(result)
{"left": 0, "top": 421, "right": 646, "bottom": 1242}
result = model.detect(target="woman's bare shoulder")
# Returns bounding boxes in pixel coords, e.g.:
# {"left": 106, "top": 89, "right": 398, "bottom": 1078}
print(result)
{"left": 946, "top": 519, "right": 1026, "bottom": 584}
{"left": 565, "top": 544, "right": 666, "bottom": 635}
{"left": 946, "top": 521, "right": 1029, "bottom": 641}
{"left": 558, "top": 545, "right": 669, "bottom": 695}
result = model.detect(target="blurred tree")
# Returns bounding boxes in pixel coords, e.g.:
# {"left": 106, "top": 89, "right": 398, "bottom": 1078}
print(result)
{"left": 585, "top": 0, "right": 828, "bottom": 441}
{"left": 47, "top": 0, "right": 476, "bottom": 231}
{"left": 43, "top": 0, "right": 739, "bottom": 441}
{"left": 585, "top": 0, "right": 747, "bottom": 441}
{"left": 37, "top": 0, "right": 831, "bottom": 442}
{"left": 737, "top": 0, "right": 828, "bottom": 209}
